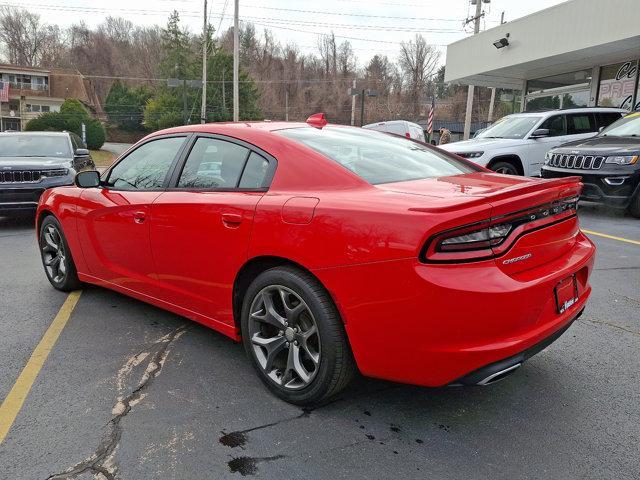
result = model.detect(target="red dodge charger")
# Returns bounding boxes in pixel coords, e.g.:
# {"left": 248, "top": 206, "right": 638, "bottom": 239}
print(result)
{"left": 36, "top": 115, "right": 595, "bottom": 405}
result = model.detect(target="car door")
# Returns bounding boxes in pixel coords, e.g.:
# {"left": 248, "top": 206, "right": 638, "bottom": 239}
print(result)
{"left": 525, "top": 114, "right": 569, "bottom": 176}
{"left": 76, "top": 135, "right": 189, "bottom": 296}
{"left": 149, "top": 135, "right": 275, "bottom": 327}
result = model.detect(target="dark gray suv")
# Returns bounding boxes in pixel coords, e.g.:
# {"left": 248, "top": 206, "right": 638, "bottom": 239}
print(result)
{"left": 0, "top": 131, "right": 94, "bottom": 216}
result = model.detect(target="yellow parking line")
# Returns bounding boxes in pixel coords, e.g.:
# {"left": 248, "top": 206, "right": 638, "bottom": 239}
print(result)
{"left": 0, "top": 290, "right": 81, "bottom": 444}
{"left": 582, "top": 229, "right": 640, "bottom": 246}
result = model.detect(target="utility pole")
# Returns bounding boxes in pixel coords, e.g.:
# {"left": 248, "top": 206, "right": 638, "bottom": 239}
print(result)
{"left": 233, "top": 0, "right": 240, "bottom": 121}
{"left": 285, "top": 85, "right": 289, "bottom": 121}
{"left": 487, "top": 87, "right": 496, "bottom": 122}
{"left": 463, "top": 0, "right": 483, "bottom": 140}
{"left": 200, "top": 0, "right": 208, "bottom": 123}
{"left": 350, "top": 78, "right": 356, "bottom": 126}
{"left": 222, "top": 67, "right": 226, "bottom": 116}
{"left": 183, "top": 78, "right": 188, "bottom": 124}
{"left": 360, "top": 89, "right": 365, "bottom": 127}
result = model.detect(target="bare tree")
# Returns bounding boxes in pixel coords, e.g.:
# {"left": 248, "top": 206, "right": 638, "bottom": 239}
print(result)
{"left": 398, "top": 34, "right": 440, "bottom": 116}
{"left": 0, "top": 7, "right": 53, "bottom": 66}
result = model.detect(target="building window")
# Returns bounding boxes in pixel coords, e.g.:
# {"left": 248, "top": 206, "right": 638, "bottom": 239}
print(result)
{"left": 25, "top": 104, "right": 51, "bottom": 113}
{"left": 525, "top": 69, "right": 592, "bottom": 111}
{"left": 598, "top": 61, "right": 638, "bottom": 111}
{"left": 527, "top": 70, "right": 592, "bottom": 95}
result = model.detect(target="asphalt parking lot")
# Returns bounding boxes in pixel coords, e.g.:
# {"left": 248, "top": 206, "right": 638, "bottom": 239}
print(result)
{"left": 0, "top": 205, "right": 638, "bottom": 480}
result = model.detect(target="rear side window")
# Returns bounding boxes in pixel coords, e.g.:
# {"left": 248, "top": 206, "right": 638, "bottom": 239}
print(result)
{"left": 106, "top": 136, "right": 185, "bottom": 190}
{"left": 539, "top": 115, "right": 566, "bottom": 136}
{"left": 595, "top": 112, "right": 623, "bottom": 129}
{"left": 278, "top": 126, "right": 476, "bottom": 185}
{"left": 239, "top": 152, "right": 270, "bottom": 188}
{"left": 178, "top": 138, "right": 249, "bottom": 189}
{"left": 567, "top": 113, "right": 596, "bottom": 134}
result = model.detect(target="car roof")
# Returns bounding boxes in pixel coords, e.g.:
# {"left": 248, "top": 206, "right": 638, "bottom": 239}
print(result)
{"left": 513, "top": 107, "right": 626, "bottom": 117}
{"left": 0, "top": 131, "right": 70, "bottom": 136}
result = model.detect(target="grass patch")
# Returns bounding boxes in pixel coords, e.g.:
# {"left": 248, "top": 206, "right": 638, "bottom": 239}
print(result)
{"left": 90, "top": 149, "right": 116, "bottom": 168}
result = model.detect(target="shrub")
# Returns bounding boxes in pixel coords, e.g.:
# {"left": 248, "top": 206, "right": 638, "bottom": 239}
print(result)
{"left": 84, "top": 118, "right": 106, "bottom": 150}
{"left": 25, "top": 98, "right": 105, "bottom": 149}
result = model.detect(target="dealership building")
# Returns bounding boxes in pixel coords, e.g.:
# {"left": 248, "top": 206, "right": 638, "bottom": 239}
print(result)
{"left": 444, "top": 0, "right": 640, "bottom": 112}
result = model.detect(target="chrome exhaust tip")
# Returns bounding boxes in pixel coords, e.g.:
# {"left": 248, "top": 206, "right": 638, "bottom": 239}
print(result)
{"left": 476, "top": 362, "right": 521, "bottom": 386}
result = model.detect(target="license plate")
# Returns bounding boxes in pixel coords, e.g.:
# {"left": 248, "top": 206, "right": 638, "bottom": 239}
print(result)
{"left": 554, "top": 274, "right": 579, "bottom": 314}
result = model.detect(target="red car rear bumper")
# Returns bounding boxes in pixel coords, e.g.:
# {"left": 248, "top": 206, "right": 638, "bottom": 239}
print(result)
{"left": 314, "top": 232, "right": 596, "bottom": 387}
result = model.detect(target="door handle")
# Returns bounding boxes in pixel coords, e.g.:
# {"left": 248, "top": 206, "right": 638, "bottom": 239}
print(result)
{"left": 222, "top": 213, "right": 243, "bottom": 227}
{"left": 133, "top": 211, "right": 146, "bottom": 224}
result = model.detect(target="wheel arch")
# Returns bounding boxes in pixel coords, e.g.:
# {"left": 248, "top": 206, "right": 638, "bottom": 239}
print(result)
{"left": 232, "top": 255, "right": 340, "bottom": 333}
{"left": 36, "top": 208, "right": 55, "bottom": 232}
{"left": 487, "top": 155, "right": 525, "bottom": 175}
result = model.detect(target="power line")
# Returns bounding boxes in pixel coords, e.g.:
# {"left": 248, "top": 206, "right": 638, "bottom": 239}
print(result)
{"left": 0, "top": 2, "right": 466, "bottom": 33}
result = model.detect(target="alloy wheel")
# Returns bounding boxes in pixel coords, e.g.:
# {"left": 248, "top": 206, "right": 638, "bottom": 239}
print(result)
{"left": 41, "top": 224, "right": 67, "bottom": 283}
{"left": 495, "top": 166, "right": 515, "bottom": 174}
{"left": 248, "top": 285, "right": 321, "bottom": 390}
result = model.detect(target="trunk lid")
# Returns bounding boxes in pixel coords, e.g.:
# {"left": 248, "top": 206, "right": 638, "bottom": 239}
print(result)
{"left": 379, "top": 172, "right": 583, "bottom": 273}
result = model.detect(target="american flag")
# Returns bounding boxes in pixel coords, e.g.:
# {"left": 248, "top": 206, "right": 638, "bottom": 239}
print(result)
{"left": 427, "top": 96, "right": 435, "bottom": 135}
{"left": 0, "top": 81, "right": 8, "bottom": 102}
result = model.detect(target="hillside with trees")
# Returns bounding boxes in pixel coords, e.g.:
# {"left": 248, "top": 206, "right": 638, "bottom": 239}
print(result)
{"left": 0, "top": 6, "right": 509, "bottom": 131}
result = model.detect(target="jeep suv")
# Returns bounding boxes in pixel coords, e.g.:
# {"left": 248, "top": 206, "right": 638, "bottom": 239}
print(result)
{"left": 0, "top": 131, "right": 94, "bottom": 216}
{"left": 439, "top": 108, "right": 625, "bottom": 176}
{"left": 542, "top": 111, "right": 640, "bottom": 217}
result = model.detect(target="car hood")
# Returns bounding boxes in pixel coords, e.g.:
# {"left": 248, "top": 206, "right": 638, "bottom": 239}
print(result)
{"left": 0, "top": 156, "right": 71, "bottom": 169}
{"left": 552, "top": 136, "right": 640, "bottom": 155}
{"left": 438, "top": 137, "right": 524, "bottom": 152}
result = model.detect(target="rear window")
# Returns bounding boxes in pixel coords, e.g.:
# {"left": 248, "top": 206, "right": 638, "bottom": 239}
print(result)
{"left": 278, "top": 126, "right": 477, "bottom": 185}
{"left": 0, "top": 134, "right": 71, "bottom": 158}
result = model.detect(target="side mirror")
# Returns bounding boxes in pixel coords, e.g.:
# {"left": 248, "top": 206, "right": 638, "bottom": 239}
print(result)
{"left": 598, "top": 126, "right": 604, "bottom": 133}
{"left": 75, "top": 170, "right": 101, "bottom": 188}
{"left": 75, "top": 148, "right": 90, "bottom": 156}
{"left": 530, "top": 128, "right": 550, "bottom": 138}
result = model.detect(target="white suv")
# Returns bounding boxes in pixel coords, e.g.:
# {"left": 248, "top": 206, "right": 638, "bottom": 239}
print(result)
{"left": 438, "top": 108, "right": 625, "bottom": 176}
{"left": 363, "top": 120, "right": 426, "bottom": 142}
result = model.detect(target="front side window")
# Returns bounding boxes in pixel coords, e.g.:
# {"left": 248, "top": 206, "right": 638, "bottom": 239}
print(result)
{"left": 278, "top": 126, "right": 476, "bottom": 185}
{"left": 477, "top": 115, "right": 542, "bottom": 139}
{"left": 178, "top": 138, "right": 249, "bottom": 189}
{"left": 106, "top": 136, "right": 185, "bottom": 190}
{"left": 539, "top": 115, "right": 566, "bottom": 136}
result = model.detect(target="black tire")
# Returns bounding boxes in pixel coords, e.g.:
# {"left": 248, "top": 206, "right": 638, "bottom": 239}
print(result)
{"left": 628, "top": 191, "right": 640, "bottom": 218}
{"left": 490, "top": 161, "right": 519, "bottom": 175}
{"left": 39, "top": 215, "right": 82, "bottom": 291}
{"left": 241, "top": 266, "right": 356, "bottom": 406}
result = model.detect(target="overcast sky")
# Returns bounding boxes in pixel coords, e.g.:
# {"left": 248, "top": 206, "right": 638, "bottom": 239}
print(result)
{"left": 13, "top": 0, "right": 570, "bottom": 65}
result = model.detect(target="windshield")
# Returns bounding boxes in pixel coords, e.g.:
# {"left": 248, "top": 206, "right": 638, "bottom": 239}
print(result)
{"left": 477, "top": 116, "right": 542, "bottom": 139}
{"left": 278, "top": 126, "right": 477, "bottom": 185}
{"left": 599, "top": 113, "right": 640, "bottom": 137}
{"left": 0, "top": 134, "right": 71, "bottom": 157}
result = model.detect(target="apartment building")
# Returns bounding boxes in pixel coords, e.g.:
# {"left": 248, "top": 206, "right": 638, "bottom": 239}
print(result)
{"left": 0, "top": 64, "right": 102, "bottom": 131}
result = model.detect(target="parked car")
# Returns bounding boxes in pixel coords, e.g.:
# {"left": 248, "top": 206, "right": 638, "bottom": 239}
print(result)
{"left": 37, "top": 115, "right": 595, "bottom": 405}
{"left": 439, "top": 108, "right": 625, "bottom": 176}
{"left": 542, "top": 111, "right": 640, "bottom": 217}
{"left": 0, "top": 131, "right": 94, "bottom": 216}
{"left": 363, "top": 120, "right": 426, "bottom": 142}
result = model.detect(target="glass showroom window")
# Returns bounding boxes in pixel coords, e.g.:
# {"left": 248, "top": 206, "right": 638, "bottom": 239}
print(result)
{"left": 598, "top": 61, "right": 638, "bottom": 111}
{"left": 525, "top": 69, "right": 592, "bottom": 111}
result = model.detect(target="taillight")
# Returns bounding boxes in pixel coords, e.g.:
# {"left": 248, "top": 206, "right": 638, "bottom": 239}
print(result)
{"left": 405, "top": 132, "right": 411, "bottom": 138}
{"left": 421, "top": 196, "right": 579, "bottom": 263}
